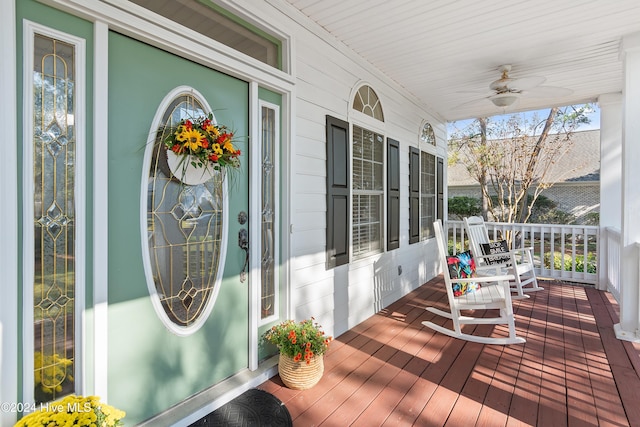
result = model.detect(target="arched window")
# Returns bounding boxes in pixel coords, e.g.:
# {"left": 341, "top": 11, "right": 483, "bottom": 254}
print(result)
{"left": 352, "top": 85, "right": 384, "bottom": 121}
{"left": 420, "top": 122, "right": 436, "bottom": 145}
{"left": 351, "top": 85, "right": 385, "bottom": 258}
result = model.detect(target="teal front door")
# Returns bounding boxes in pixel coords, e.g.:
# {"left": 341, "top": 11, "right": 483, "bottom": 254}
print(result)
{"left": 107, "top": 31, "right": 249, "bottom": 424}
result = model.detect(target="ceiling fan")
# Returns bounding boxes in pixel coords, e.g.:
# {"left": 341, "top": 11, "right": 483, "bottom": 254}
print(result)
{"left": 459, "top": 64, "right": 573, "bottom": 109}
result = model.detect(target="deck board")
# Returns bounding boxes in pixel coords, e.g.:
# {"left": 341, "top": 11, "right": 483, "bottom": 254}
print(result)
{"left": 259, "top": 278, "right": 638, "bottom": 426}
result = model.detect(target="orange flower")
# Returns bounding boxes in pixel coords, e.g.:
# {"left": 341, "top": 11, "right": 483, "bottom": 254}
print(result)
{"left": 293, "top": 353, "right": 302, "bottom": 362}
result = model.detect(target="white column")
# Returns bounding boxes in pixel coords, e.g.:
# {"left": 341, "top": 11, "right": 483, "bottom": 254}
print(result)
{"left": 614, "top": 33, "right": 640, "bottom": 342}
{"left": 597, "top": 93, "right": 622, "bottom": 291}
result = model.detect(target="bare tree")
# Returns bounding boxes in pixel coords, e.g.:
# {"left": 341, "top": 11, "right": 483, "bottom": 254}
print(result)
{"left": 448, "top": 105, "right": 591, "bottom": 224}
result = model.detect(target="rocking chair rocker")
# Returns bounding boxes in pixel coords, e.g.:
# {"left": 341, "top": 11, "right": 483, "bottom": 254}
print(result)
{"left": 422, "top": 220, "right": 526, "bottom": 345}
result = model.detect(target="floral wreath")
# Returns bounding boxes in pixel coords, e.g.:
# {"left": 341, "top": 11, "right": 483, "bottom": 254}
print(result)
{"left": 163, "top": 113, "right": 241, "bottom": 171}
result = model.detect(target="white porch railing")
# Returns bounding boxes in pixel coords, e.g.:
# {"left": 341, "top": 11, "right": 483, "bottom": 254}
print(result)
{"left": 446, "top": 220, "right": 599, "bottom": 285}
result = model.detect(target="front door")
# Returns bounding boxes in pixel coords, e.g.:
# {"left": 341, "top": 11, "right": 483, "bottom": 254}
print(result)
{"left": 107, "top": 31, "right": 249, "bottom": 423}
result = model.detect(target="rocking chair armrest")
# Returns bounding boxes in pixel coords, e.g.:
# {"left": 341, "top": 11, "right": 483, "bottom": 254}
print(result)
{"left": 475, "top": 264, "right": 510, "bottom": 275}
{"left": 509, "top": 247, "right": 534, "bottom": 255}
{"left": 450, "top": 274, "right": 515, "bottom": 284}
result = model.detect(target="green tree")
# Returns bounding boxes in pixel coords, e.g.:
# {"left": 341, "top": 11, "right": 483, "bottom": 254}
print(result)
{"left": 448, "top": 105, "right": 591, "bottom": 224}
{"left": 448, "top": 196, "right": 481, "bottom": 220}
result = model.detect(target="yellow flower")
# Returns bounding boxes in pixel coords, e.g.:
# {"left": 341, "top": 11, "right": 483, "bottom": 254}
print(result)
{"left": 205, "top": 124, "right": 220, "bottom": 138}
{"left": 182, "top": 129, "right": 205, "bottom": 151}
{"left": 222, "top": 138, "right": 236, "bottom": 154}
{"left": 174, "top": 125, "right": 188, "bottom": 142}
{"left": 212, "top": 143, "right": 223, "bottom": 155}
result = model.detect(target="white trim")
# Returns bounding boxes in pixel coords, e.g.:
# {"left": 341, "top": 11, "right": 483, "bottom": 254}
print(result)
{"left": 282, "top": 86, "right": 294, "bottom": 321}
{"left": 249, "top": 82, "right": 260, "bottom": 370}
{"left": 0, "top": 0, "right": 18, "bottom": 424}
{"left": 93, "top": 19, "right": 109, "bottom": 401}
{"left": 247, "top": 82, "right": 262, "bottom": 371}
{"left": 140, "top": 86, "right": 229, "bottom": 337}
{"left": 257, "top": 99, "right": 282, "bottom": 329}
{"left": 22, "top": 20, "right": 87, "bottom": 403}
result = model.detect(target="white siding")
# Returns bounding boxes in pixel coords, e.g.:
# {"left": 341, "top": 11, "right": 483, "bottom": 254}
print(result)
{"left": 257, "top": 0, "right": 445, "bottom": 337}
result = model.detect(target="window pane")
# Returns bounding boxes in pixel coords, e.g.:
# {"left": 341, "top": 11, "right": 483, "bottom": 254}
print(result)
{"left": 420, "top": 152, "right": 436, "bottom": 240}
{"left": 33, "top": 34, "right": 76, "bottom": 403}
{"left": 129, "top": 0, "right": 281, "bottom": 69}
{"left": 352, "top": 126, "right": 384, "bottom": 258}
{"left": 352, "top": 192, "right": 382, "bottom": 258}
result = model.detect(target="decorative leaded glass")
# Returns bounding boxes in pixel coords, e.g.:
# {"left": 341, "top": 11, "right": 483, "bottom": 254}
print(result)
{"left": 147, "top": 94, "right": 225, "bottom": 329}
{"left": 261, "top": 105, "right": 276, "bottom": 319}
{"left": 32, "top": 33, "right": 76, "bottom": 403}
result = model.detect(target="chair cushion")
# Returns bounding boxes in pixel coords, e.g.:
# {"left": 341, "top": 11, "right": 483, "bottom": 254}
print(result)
{"left": 480, "top": 240, "right": 511, "bottom": 265}
{"left": 446, "top": 251, "right": 481, "bottom": 296}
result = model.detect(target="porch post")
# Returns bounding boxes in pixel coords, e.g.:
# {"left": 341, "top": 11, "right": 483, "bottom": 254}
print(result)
{"left": 614, "top": 33, "right": 640, "bottom": 342}
{"left": 597, "top": 93, "right": 622, "bottom": 291}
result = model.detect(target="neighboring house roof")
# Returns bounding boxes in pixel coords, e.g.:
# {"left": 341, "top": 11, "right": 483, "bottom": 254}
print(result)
{"left": 448, "top": 129, "right": 600, "bottom": 187}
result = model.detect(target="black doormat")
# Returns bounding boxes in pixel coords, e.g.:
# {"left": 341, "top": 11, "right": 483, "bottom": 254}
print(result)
{"left": 188, "top": 388, "right": 292, "bottom": 427}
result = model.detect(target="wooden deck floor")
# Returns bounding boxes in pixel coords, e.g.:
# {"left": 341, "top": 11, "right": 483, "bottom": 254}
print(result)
{"left": 259, "top": 278, "right": 640, "bottom": 426}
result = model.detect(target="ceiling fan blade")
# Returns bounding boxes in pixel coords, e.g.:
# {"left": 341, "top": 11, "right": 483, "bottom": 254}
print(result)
{"left": 453, "top": 97, "right": 493, "bottom": 109}
{"left": 506, "top": 76, "right": 546, "bottom": 91}
{"left": 523, "top": 86, "right": 573, "bottom": 97}
{"left": 456, "top": 89, "right": 493, "bottom": 95}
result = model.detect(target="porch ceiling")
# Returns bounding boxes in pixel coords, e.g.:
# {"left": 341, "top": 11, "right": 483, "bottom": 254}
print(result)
{"left": 282, "top": 0, "right": 640, "bottom": 122}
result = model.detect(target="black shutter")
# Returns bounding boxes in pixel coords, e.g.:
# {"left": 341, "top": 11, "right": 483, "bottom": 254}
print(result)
{"left": 409, "top": 147, "right": 420, "bottom": 244}
{"left": 326, "top": 116, "right": 350, "bottom": 268}
{"left": 437, "top": 157, "right": 444, "bottom": 221}
{"left": 387, "top": 138, "right": 400, "bottom": 250}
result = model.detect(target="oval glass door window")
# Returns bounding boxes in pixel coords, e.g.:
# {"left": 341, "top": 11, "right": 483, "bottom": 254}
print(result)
{"left": 143, "top": 87, "right": 228, "bottom": 335}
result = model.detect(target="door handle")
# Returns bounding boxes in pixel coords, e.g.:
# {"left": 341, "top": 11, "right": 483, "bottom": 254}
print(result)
{"left": 238, "top": 228, "right": 249, "bottom": 282}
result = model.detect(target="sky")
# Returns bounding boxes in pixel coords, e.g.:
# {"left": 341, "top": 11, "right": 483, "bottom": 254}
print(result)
{"left": 447, "top": 103, "right": 601, "bottom": 136}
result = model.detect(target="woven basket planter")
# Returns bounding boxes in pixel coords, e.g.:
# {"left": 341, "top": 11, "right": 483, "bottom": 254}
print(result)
{"left": 278, "top": 353, "right": 324, "bottom": 390}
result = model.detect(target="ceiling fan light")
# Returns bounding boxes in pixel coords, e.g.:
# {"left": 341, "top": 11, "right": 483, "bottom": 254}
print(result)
{"left": 491, "top": 94, "right": 519, "bottom": 107}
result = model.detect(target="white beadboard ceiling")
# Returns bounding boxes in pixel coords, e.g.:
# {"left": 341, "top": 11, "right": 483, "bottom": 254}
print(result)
{"left": 282, "top": 0, "right": 640, "bottom": 122}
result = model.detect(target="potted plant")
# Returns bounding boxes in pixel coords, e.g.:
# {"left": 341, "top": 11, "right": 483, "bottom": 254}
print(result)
{"left": 161, "top": 113, "right": 241, "bottom": 185}
{"left": 14, "top": 394, "right": 125, "bottom": 427}
{"left": 264, "top": 318, "right": 333, "bottom": 390}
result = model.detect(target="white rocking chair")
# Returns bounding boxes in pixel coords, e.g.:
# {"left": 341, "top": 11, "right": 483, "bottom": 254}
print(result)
{"left": 464, "top": 216, "right": 543, "bottom": 299}
{"left": 422, "top": 220, "right": 525, "bottom": 345}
